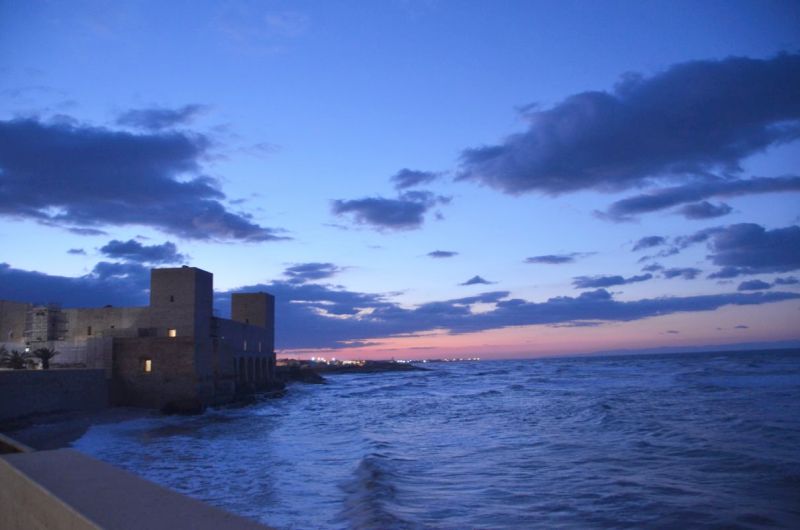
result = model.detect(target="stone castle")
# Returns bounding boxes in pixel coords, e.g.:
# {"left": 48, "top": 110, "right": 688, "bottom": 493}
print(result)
{"left": 0, "top": 266, "right": 276, "bottom": 411}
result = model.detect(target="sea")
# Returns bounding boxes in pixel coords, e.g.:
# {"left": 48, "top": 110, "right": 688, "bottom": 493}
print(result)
{"left": 72, "top": 350, "right": 800, "bottom": 529}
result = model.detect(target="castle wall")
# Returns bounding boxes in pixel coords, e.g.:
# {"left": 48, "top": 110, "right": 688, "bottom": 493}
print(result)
{"left": 0, "top": 300, "right": 29, "bottom": 348}
{"left": 63, "top": 307, "right": 149, "bottom": 341}
{"left": 0, "top": 266, "right": 277, "bottom": 410}
{"left": 0, "top": 369, "right": 108, "bottom": 423}
{"left": 111, "top": 337, "right": 199, "bottom": 409}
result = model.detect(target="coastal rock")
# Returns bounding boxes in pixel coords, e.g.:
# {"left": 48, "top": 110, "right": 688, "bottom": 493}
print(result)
{"left": 161, "top": 398, "right": 206, "bottom": 415}
{"left": 277, "top": 366, "right": 327, "bottom": 384}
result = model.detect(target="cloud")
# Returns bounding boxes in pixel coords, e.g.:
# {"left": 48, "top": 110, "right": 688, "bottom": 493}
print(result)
{"left": 332, "top": 191, "right": 449, "bottom": 230}
{"left": 707, "top": 223, "right": 800, "bottom": 277}
{"left": 605, "top": 176, "right": 800, "bottom": 220}
{"left": 67, "top": 248, "right": 86, "bottom": 255}
{"left": 116, "top": 104, "right": 208, "bottom": 130}
{"left": 68, "top": 227, "right": 108, "bottom": 236}
{"left": 738, "top": 279, "right": 772, "bottom": 291}
{"left": 678, "top": 201, "right": 733, "bottom": 220}
{"left": 0, "top": 117, "right": 286, "bottom": 241}
{"left": 708, "top": 267, "right": 742, "bottom": 280}
{"left": 457, "top": 53, "right": 800, "bottom": 195}
{"left": 633, "top": 236, "right": 666, "bottom": 251}
{"left": 0, "top": 262, "right": 149, "bottom": 307}
{"left": 774, "top": 276, "right": 799, "bottom": 285}
{"left": 572, "top": 273, "right": 652, "bottom": 289}
{"left": 525, "top": 252, "right": 592, "bottom": 264}
{"left": 2, "top": 262, "right": 798, "bottom": 350}
{"left": 734, "top": 325, "right": 749, "bottom": 329}
{"left": 283, "top": 262, "right": 342, "bottom": 283}
{"left": 642, "top": 263, "right": 664, "bottom": 272}
{"left": 427, "top": 250, "right": 458, "bottom": 258}
{"left": 390, "top": 169, "right": 441, "bottom": 190}
{"left": 459, "top": 275, "right": 494, "bottom": 286}
{"left": 100, "top": 239, "right": 186, "bottom": 264}
{"left": 662, "top": 267, "right": 702, "bottom": 280}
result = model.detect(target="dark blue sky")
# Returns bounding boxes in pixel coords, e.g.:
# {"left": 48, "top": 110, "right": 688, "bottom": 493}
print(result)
{"left": 1, "top": 0, "right": 799, "bottom": 357}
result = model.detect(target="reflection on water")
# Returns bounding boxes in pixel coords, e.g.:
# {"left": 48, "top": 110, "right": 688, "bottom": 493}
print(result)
{"left": 74, "top": 350, "right": 800, "bottom": 529}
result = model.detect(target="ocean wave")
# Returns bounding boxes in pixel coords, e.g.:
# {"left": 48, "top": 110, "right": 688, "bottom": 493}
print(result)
{"left": 72, "top": 350, "right": 800, "bottom": 529}
{"left": 339, "top": 455, "right": 422, "bottom": 530}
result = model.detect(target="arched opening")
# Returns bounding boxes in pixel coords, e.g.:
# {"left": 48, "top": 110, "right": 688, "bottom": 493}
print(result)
{"left": 238, "top": 357, "right": 246, "bottom": 383}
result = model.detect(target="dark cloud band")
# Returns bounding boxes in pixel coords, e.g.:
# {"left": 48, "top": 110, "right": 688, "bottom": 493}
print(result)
{"left": 458, "top": 54, "right": 800, "bottom": 195}
{"left": 0, "top": 117, "right": 286, "bottom": 241}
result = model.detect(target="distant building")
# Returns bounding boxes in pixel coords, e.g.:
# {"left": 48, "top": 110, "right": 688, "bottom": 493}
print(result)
{"left": 0, "top": 266, "right": 276, "bottom": 410}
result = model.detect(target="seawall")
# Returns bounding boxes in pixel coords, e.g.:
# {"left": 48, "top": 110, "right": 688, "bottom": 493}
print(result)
{"left": 0, "top": 369, "right": 108, "bottom": 423}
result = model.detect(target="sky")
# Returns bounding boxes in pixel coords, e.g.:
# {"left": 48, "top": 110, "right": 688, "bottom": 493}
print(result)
{"left": 1, "top": 0, "right": 799, "bottom": 359}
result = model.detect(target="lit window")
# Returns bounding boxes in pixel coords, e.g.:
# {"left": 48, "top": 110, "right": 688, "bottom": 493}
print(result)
{"left": 142, "top": 358, "right": 152, "bottom": 373}
{"left": 168, "top": 329, "right": 177, "bottom": 338}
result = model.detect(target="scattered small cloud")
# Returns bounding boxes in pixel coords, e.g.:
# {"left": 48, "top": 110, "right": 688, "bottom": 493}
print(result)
{"left": 525, "top": 252, "right": 593, "bottom": 264}
{"left": 67, "top": 248, "right": 86, "bottom": 255}
{"left": 459, "top": 275, "right": 494, "bottom": 286}
{"left": 642, "top": 263, "right": 664, "bottom": 273}
{"left": 774, "top": 276, "right": 799, "bottom": 285}
{"left": 116, "top": 104, "right": 209, "bottom": 131}
{"left": 284, "top": 262, "right": 343, "bottom": 284}
{"left": 633, "top": 236, "right": 666, "bottom": 252}
{"left": 678, "top": 201, "right": 733, "bottom": 220}
{"left": 68, "top": 227, "right": 108, "bottom": 236}
{"left": 737, "top": 279, "right": 772, "bottom": 291}
{"left": 332, "top": 191, "right": 450, "bottom": 231}
{"left": 572, "top": 273, "right": 652, "bottom": 289}
{"left": 707, "top": 223, "right": 800, "bottom": 277}
{"left": 427, "top": 250, "right": 458, "bottom": 258}
{"left": 100, "top": 239, "right": 187, "bottom": 264}
{"left": 734, "top": 324, "right": 749, "bottom": 329}
{"left": 390, "top": 169, "right": 441, "bottom": 190}
{"left": 662, "top": 267, "right": 702, "bottom": 280}
{"left": 604, "top": 176, "right": 800, "bottom": 220}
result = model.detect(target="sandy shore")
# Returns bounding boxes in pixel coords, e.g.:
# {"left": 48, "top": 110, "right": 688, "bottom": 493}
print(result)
{"left": 1, "top": 408, "right": 153, "bottom": 451}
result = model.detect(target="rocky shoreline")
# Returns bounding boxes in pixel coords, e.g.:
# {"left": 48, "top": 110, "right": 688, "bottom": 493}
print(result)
{"left": 3, "top": 361, "right": 427, "bottom": 450}
{"left": 277, "top": 360, "right": 427, "bottom": 384}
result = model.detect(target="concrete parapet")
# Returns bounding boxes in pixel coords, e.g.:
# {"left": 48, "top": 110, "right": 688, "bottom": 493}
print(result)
{"left": 0, "top": 448, "right": 272, "bottom": 529}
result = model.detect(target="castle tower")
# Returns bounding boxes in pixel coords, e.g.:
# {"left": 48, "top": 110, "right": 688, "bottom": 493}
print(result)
{"left": 231, "top": 292, "right": 275, "bottom": 351}
{"left": 149, "top": 266, "right": 213, "bottom": 338}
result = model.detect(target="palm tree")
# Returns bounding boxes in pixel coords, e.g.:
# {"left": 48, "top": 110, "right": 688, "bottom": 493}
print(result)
{"left": 32, "top": 347, "right": 59, "bottom": 370}
{"left": 0, "top": 349, "right": 32, "bottom": 370}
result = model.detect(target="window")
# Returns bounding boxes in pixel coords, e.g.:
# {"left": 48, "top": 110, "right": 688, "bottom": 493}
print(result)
{"left": 258, "top": 341, "right": 262, "bottom": 353}
{"left": 168, "top": 328, "right": 177, "bottom": 338}
{"left": 142, "top": 358, "right": 152, "bottom": 373}
{"left": 87, "top": 326, "right": 92, "bottom": 336}
{"left": 243, "top": 340, "right": 248, "bottom": 351}
{"left": 169, "top": 295, "right": 174, "bottom": 302}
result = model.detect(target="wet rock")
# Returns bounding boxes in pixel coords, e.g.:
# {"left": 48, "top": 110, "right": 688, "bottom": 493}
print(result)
{"left": 161, "top": 398, "right": 206, "bottom": 415}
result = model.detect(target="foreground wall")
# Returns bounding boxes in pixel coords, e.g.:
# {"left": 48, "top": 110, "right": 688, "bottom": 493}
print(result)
{"left": 0, "top": 448, "right": 272, "bottom": 529}
{"left": 0, "top": 369, "right": 107, "bottom": 423}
